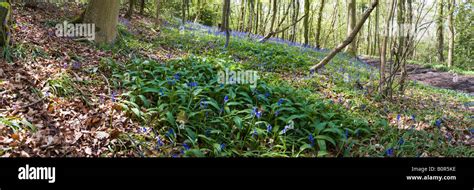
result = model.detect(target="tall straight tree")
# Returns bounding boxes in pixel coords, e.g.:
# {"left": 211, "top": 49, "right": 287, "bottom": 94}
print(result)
{"left": 223, "top": 0, "right": 231, "bottom": 47}
{"left": 125, "top": 0, "right": 135, "bottom": 19}
{"left": 155, "top": 0, "right": 161, "bottom": 24}
{"left": 83, "top": 0, "right": 120, "bottom": 44}
{"left": 447, "top": 0, "right": 455, "bottom": 67}
{"left": 436, "top": 0, "right": 445, "bottom": 62}
{"left": 0, "top": 0, "right": 11, "bottom": 50}
{"left": 344, "top": 0, "right": 357, "bottom": 55}
{"left": 314, "top": 0, "right": 325, "bottom": 48}
{"left": 303, "top": 0, "right": 310, "bottom": 46}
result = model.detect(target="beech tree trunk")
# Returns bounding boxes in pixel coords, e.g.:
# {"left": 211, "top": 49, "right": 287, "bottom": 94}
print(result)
{"left": 83, "top": 0, "right": 120, "bottom": 44}
{"left": 344, "top": 0, "right": 357, "bottom": 55}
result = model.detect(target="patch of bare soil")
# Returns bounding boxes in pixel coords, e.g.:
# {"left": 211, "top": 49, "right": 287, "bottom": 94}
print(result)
{"left": 361, "top": 58, "right": 474, "bottom": 95}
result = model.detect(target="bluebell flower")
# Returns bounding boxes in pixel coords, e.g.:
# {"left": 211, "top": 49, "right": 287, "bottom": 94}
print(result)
{"left": 411, "top": 115, "right": 416, "bottom": 122}
{"left": 111, "top": 91, "right": 117, "bottom": 102}
{"left": 183, "top": 143, "right": 190, "bottom": 150}
{"left": 224, "top": 95, "right": 229, "bottom": 103}
{"left": 397, "top": 114, "right": 401, "bottom": 122}
{"left": 156, "top": 137, "right": 164, "bottom": 147}
{"left": 159, "top": 89, "right": 164, "bottom": 96}
{"left": 63, "top": 63, "right": 68, "bottom": 69}
{"left": 435, "top": 119, "right": 442, "bottom": 128}
{"left": 469, "top": 129, "right": 474, "bottom": 134}
{"left": 277, "top": 98, "right": 284, "bottom": 106}
{"left": 386, "top": 148, "right": 394, "bottom": 156}
{"left": 252, "top": 129, "right": 257, "bottom": 138}
{"left": 220, "top": 143, "right": 226, "bottom": 151}
{"left": 267, "top": 124, "right": 273, "bottom": 133}
{"left": 167, "top": 78, "right": 176, "bottom": 86}
{"left": 141, "top": 127, "right": 147, "bottom": 133}
{"left": 187, "top": 82, "right": 198, "bottom": 88}
{"left": 200, "top": 98, "right": 208, "bottom": 109}
{"left": 308, "top": 134, "right": 315, "bottom": 146}
{"left": 398, "top": 137, "right": 405, "bottom": 145}
{"left": 264, "top": 92, "right": 270, "bottom": 98}
{"left": 173, "top": 73, "right": 180, "bottom": 80}
{"left": 274, "top": 111, "right": 280, "bottom": 116}
{"left": 72, "top": 61, "right": 81, "bottom": 70}
{"left": 166, "top": 128, "right": 175, "bottom": 138}
{"left": 310, "top": 69, "right": 315, "bottom": 76}
{"left": 281, "top": 125, "right": 291, "bottom": 135}
{"left": 360, "top": 104, "right": 366, "bottom": 110}
{"left": 345, "top": 129, "right": 349, "bottom": 139}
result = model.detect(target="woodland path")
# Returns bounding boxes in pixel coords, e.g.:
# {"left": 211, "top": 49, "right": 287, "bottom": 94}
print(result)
{"left": 360, "top": 57, "right": 474, "bottom": 96}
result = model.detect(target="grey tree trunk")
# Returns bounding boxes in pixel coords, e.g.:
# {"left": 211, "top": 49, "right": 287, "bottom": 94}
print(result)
{"left": 83, "top": 0, "right": 120, "bottom": 44}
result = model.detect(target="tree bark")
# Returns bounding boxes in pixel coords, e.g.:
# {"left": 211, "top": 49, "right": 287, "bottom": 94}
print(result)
{"left": 344, "top": 0, "right": 357, "bottom": 55}
{"left": 0, "top": 0, "right": 11, "bottom": 50}
{"left": 436, "top": 0, "right": 445, "bottom": 62}
{"left": 447, "top": 0, "right": 455, "bottom": 67}
{"left": 223, "top": 0, "right": 231, "bottom": 48}
{"left": 83, "top": 0, "right": 120, "bottom": 44}
{"left": 303, "top": 0, "right": 310, "bottom": 46}
{"left": 315, "top": 0, "right": 325, "bottom": 49}
{"left": 309, "top": 0, "right": 378, "bottom": 71}
{"left": 125, "top": 0, "right": 135, "bottom": 19}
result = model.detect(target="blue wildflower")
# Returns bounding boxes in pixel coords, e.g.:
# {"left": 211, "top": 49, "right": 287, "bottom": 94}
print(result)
{"left": 187, "top": 82, "right": 198, "bottom": 88}
{"left": 386, "top": 148, "right": 394, "bottom": 156}
{"left": 183, "top": 143, "right": 190, "bottom": 150}
{"left": 111, "top": 91, "right": 117, "bottom": 102}
{"left": 252, "top": 129, "right": 258, "bottom": 138}
{"left": 141, "top": 127, "right": 147, "bottom": 133}
{"left": 173, "top": 73, "right": 180, "bottom": 80}
{"left": 412, "top": 115, "right": 416, "bottom": 122}
{"left": 267, "top": 124, "right": 273, "bottom": 133}
{"left": 72, "top": 61, "right": 81, "bottom": 70}
{"left": 398, "top": 137, "right": 405, "bottom": 145}
{"left": 308, "top": 134, "right": 315, "bottom": 146}
{"left": 469, "top": 129, "right": 474, "bottom": 134}
{"left": 220, "top": 143, "right": 226, "bottom": 151}
{"left": 264, "top": 92, "right": 270, "bottom": 98}
{"left": 274, "top": 111, "right": 280, "bottom": 116}
{"left": 345, "top": 129, "right": 349, "bottom": 139}
{"left": 277, "top": 98, "right": 284, "bottom": 106}
{"left": 224, "top": 95, "right": 229, "bottom": 103}
{"left": 156, "top": 137, "right": 164, "bottom": 147}
{"left": 360, "top": 104, "right": 366, "bottom": 110}
{"left": 435, "top": 119, "right": 442, "bottom": 128}
{"left": 397, "top": 114, "right": 401, "bottom": 122}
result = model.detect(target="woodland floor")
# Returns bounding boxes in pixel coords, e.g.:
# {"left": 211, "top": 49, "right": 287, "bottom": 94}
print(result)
{"left": 362, "top": 58, "right": 474, "bottom": 96}
{"left": 0, "top": 4, "right": 472, "bottom": 157}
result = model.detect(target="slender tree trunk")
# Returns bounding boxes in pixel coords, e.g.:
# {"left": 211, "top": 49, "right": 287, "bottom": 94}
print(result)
{"left": 182, "top": 0, "right": 186, "bottom": 24}
{"left": 379, "top": 0, "right": 394, "bottom": 94}
{"left": 315, "top": 0, "right": 325, "bottom": 48}
{"left": 223, "top": 0, "right": 231, "bottom": 48}
{"left": 247, "top": 0, "right": 254, "bottom": 33}
{"left": 239, "top": 0, "right": 246, "bottom": 31}
{"left": 303, "top": 0, "right": 310, "bottom": 46}
{"left": 344, "top": 0, "right": 357, "bottom": 55}
{"left": 447, "top": 0, "right": 455, "bottom": 67}
{"left": 436, "top": 0, "right": 445, "bottom": 62}
{"left": 125, "top": 0, "right": 135, "bottom": 19}
{"left": 139, "top": 0, "right": 145, "bottom": 15}
{"left": 310, "top": 0, "right": 378, "bottom": 71}
{"left": 155, "top": 0, "right": 161, "bottom": 24}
